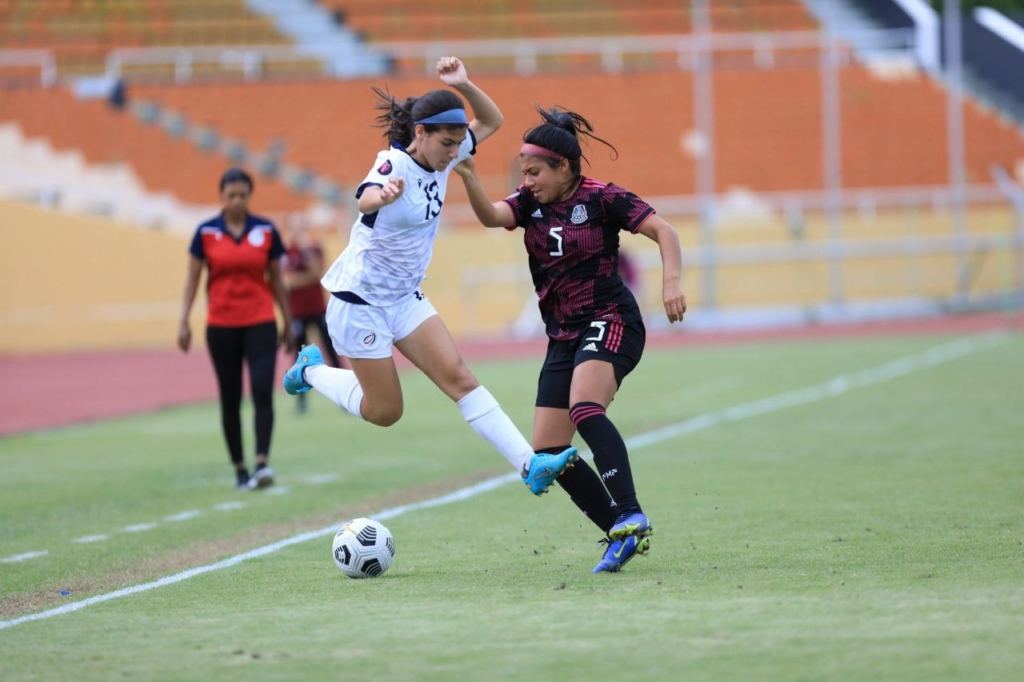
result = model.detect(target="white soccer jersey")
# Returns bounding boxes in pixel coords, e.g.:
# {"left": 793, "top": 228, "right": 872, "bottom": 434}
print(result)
{"left": 321, "top": 132, "right": 476, "bottom": 306}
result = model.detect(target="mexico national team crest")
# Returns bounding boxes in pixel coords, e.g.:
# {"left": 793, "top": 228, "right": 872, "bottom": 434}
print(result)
{"left": 570, "top": 204, "right": 588, "bottom": 224}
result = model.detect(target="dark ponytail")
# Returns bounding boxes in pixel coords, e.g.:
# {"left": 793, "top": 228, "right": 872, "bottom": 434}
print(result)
{"left": 372, "top": 87, "right": 467, "bottom": 147}
{"left": 523, "top": 106, "right": 618, "bottom": 177}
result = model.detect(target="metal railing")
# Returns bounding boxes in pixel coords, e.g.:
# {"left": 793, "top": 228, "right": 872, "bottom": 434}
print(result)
{"left": 0, "top": 49, "right": 57, "bottom": 87}
{"left": 0, "top": 27, "right": 919, "bottom": 87}
{"left": 376, "top": 28, "right": 916, "bottom": 76}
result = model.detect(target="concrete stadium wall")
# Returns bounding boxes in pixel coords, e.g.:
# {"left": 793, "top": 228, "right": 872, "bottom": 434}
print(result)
{"left": 1, "top": 199, "right": 1016, "bottom": 355}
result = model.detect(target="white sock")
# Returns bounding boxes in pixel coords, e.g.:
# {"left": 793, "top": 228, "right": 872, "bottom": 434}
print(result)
{"left": 305, "top": 365, "right": 364, "bottom": 420}
{"left": 457, "top": 386, "right": 533, "bottom": 476}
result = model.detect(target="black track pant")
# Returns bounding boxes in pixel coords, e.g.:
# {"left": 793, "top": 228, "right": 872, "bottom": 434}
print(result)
{"left": 206, "top": 322, "right": 278, "bottom": 466}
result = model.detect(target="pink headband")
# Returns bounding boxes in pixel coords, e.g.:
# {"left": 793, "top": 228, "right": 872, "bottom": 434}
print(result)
{"left": 520, "top": 143, "right": 565, "bottom": 160}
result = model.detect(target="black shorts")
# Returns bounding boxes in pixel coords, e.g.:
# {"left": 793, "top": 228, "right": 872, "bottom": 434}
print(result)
{"left": 535, "top": 319, "right": 646, "bottom": 409}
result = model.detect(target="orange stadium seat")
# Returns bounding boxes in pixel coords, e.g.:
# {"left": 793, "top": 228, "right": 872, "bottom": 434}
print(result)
{"left": 4, "top": 0, "right": 1022, "bottom": 217}
{"left": 128, "top": 64, "right": 1024, "bottom": 205}
{"left": 0, "top": 87, "right": 310, "bottom": 211}
{"left": 0, "top": 0, "right": 291, "bottom": 75}
{"left": 319, "top": 0, "right": 817, "bottom": 42}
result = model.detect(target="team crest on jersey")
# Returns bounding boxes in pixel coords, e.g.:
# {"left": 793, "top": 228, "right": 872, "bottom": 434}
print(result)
{"left": 570, "top": 205, "right": 588, "bottom": 224}
{"left": 377, "top": 160, "right": 393, "bottom": 175}
{"left": 247, "top": 228, "right": 266, "bottom": 247}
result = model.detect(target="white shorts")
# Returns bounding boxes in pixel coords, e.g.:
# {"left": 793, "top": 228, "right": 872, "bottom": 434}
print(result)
{"left": 325, "top": 290, "right": 438, "bottom": 360}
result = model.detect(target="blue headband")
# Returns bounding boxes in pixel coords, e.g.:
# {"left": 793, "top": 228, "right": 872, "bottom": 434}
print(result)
{"left": 414, "top": 108, "right": 468, "bottom": 126}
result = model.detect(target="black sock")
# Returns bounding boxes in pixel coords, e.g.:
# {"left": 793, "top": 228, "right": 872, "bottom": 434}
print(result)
{"left": 570, "top": 402, "right": 641, "bottom": 514}
{"left": 538, "top": 446, "right": 618, "bottom": 533}
{"left": 255, "top": 461, "right": 267, "bottom": 472}
{"left": 236, "top": 468, "right": 250, "bottom": 486}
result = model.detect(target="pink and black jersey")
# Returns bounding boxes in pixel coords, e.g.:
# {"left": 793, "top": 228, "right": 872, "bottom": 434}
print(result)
{"left": 502, "top": 177, "right": 655, "bottom": 341}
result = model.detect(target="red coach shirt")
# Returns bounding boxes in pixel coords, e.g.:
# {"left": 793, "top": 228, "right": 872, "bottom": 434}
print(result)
{"left": 189, "top": 213, "right": 285, "bottom": 327}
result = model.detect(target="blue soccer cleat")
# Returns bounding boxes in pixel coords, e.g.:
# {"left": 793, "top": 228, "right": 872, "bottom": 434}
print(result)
{"left": 592, "top": 534, "right": 651, "bottom": 574}
{"left": 522, "top": 447, "right": 580, "bottom": 496}
{"left": 608, "top": 511, "right": 653, "bottom": 540}
{"left": 283, "top": 345, "right": 324, "bottom": 395}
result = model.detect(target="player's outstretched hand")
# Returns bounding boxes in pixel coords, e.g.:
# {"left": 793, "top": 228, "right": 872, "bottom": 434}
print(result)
{"left": 437, "top": 56, "right": 468, "bottom": 87}
{"left": 379, "top": 177, "right": 405, "bottom": 205}
{"left": 453, "top": 156, "right": 476, "bottom": 178}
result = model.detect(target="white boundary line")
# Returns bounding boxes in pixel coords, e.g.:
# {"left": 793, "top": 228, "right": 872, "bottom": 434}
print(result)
{"left": 0, "top": 332, "right": 1007, "bottom": 631}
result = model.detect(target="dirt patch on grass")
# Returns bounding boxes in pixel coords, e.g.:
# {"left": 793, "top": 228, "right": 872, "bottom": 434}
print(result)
{"left": 0, "top": 468, "right": 507, "bottom": 621}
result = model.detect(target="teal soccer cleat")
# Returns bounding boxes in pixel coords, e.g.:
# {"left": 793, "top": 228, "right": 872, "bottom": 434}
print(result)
{"left": 608, "top": 511, "right": 653, "bottom": 540}
{"left": 283, "top": 345, "right": 324, "bottom": 395}
{"left": 592, "top": 534, "right": 651, "bottom": 574}
{"left": 522, "top": 447, "right": 580, "bottom": 496}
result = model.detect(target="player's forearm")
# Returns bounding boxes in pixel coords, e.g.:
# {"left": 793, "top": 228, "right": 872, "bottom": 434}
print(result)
{"left": 453, "top": 80, "right": 503, "bottom": 133}
{"left": 179, "top": 259, "right": 202, "bottom": 323}
{"left": 270, "top": 274, "right": 293, "bottom": 323}
{"left": 358, "top": 194, "right": 386, "bottom": 214}
{"left": 657, "top": 226, "right": 683, "bottom": 286}
{"left": 459, "top": 170, "right": 505, "bottom": 227}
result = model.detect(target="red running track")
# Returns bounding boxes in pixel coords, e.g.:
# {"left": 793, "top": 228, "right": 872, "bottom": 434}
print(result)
{"left": 0, "top": 313, "right": 1017, "bottom": 437}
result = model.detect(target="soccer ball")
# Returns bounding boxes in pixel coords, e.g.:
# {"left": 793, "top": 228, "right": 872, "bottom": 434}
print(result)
{"left": 332, "top": 518, "right": 395, "bottom": 579}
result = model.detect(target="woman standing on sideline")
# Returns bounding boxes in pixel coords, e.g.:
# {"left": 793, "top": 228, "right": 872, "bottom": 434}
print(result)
{"left": 452, "top": 106, "right": 686, "bottom": 573}
{"left": 282, "top": 57, "right": 579, "bottom": 495}
{"left": 178, "top": 167, "right": 296, "bottom": 490}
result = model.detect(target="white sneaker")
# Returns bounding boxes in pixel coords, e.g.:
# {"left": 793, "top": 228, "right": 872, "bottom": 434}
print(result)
{"left": 247, "top": 466, "right": 275, "bottom": 490}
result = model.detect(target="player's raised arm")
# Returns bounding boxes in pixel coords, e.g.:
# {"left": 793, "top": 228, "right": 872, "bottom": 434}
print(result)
{"left": 437, "top": 56, "right": 503, "bottom": 145}
{"left": 453, "top": 157, "right": 515, "bottom": 228}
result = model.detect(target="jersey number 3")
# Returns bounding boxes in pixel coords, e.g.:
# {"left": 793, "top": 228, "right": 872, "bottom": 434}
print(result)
{"left": 548, "top": 226, "right": 564, "bottom": 257}
{"left": 585, "top": 321, "right": 607, "bottom": 342}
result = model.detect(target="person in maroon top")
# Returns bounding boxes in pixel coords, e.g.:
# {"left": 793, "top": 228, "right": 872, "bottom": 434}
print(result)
{"left": 281, "top": 218, "right": 346, "bottom": 414}
{"left": 178, "top": 168, "right": 296, "bottom": 490}
{"left": 454, "top": 106, "right": 686, "bottom": 573}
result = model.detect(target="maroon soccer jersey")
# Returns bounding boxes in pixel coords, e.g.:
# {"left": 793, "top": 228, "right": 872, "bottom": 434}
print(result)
{"left": 282, "top": 244, "right": 328, "bottom": 319}
{"left": 502, "top": 177, "right": 655, "bottom": 341}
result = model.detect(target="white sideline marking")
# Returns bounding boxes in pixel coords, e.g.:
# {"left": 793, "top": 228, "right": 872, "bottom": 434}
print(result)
{"left": 0, "top": 333, "right": 1007, "bottom": 631}
{"left": 0, "top": 551, "right": 48, "bottom": 564}
{"left": 163, "top": 511, "right": 201, "bottom": 523}
{"left": 214, "top": 502, "right": 245, "bottom": 511}
{"left": 72, "top": 535, "right": 108, "bottom": 544}
{"left": 121, "top": 523, "right": 157, "bottom": 534}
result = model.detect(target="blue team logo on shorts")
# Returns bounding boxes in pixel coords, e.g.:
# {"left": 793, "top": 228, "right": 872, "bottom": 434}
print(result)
{"left": 362, "top": 332, "right": 376, "bottom": 346}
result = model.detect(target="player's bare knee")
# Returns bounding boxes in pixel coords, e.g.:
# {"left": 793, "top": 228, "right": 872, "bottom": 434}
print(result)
{"left": 366, "top": 404, "right": 403, "bottom": 427}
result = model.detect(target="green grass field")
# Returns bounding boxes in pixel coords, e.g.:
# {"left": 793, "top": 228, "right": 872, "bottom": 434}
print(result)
{"left": 2, "top": 331, "right": 1022, "bottom": 681}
